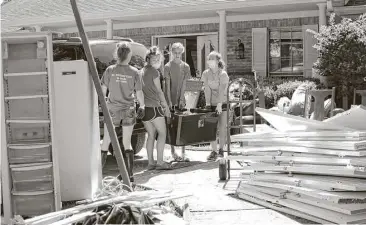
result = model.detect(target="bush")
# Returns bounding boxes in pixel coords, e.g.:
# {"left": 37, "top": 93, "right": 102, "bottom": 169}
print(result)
{"left": 308, "top": 13, "right": 366, "bottom": 95}
{"left": 261, "top": 79, "right": 320, "bottom": 108}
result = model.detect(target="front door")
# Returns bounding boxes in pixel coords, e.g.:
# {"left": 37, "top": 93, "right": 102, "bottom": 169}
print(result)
{"left": 158, "top": 37, "right": 187, "bottom": 65}
{"left": 197, "top": 34, "right": 218, "bottom": 77}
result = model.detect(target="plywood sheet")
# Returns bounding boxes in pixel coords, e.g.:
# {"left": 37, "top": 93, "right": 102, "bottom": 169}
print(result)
{"left": 227, "top": 155, "right": 366, "bottom": 167}
{"left": 242, "top": 139, "right": 366, "bottom": 151}
{"left": 229, "top": 146, "right": 366, "bottom": 157}
{"left": 255, "top": 107, "right": 354, "bottom": 132}
{"left": 239, "top": 184, "right": 366, "bottom": 215}
{"left": 236, "top": 193, "right": 333, "bottom": 224}
{"left": 246, "top": 180, "right": 366, "bottom": 203}
{"left": 231, "top": 131, "right": 366, "bottom": 142}
{"left": 324, "top": 105, "right": 366, "bottom": 131}
{"left": 246, "top": 163, "right": 366, "bottom": 178}
{"left": 246, "top": 173, "right": 366, "bottom": 191}
{"left": 237, "top": 187, "right": 366, "bottom": 223}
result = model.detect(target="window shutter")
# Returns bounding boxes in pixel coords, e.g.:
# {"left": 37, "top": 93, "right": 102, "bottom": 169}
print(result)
{"left": 252, "top": 28, "right": 268, "bottom": 78}
{"left": 303, "top": 24, "right": 319, "bottom": 78}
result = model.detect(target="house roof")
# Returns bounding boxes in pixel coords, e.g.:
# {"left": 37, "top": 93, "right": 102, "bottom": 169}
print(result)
{"left": 1, "top": 0, "right": 327, "bottom": 32}
{"left": 1, "top": 0, "right": 255, "bottom": 23}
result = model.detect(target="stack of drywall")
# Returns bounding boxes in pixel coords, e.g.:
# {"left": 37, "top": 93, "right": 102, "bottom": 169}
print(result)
{"left": 233, "top": 107, "right": 366, "bottom": 224}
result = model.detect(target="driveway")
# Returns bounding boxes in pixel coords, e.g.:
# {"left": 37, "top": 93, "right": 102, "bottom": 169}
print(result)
{"left": 103, "top": 147, "right": 314, "bottom": 225}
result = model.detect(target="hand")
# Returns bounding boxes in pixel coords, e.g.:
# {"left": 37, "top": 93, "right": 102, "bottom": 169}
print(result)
{"left": 216, "top": 103, "right": 222, "bottom": 115}
{"left": 136, "top": 107, "right": 145, "bottom": 119}
{"left": 179, "top": 100, "right": 186, "bottom": 109}
{"left": 165, "top": 109, "right": 171, "bottom": 118}
{"left": 168, "top": 101, "right": 173, "bottom": 110}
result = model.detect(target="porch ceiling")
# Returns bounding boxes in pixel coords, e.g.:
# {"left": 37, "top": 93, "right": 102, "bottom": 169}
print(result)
{"left": 1, "top": 0, "right": 325, "bottom": 31}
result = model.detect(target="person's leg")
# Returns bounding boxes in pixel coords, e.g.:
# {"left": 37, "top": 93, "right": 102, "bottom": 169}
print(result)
{"left": 120, "top": 108, "right": 136, "bottom": 182}
{"left": 207, "top": 105, "right": 219, "bottom": 161}
{"left": 143, "top": 121, "right": 157, "bottom": 169}
{"left": 101, "top": 108, "right": 121, "bottom": 168}
{"left": 151, "top": 117, "right": 167, "bottom": 165}
{"left": 218, "top": 110, "right": 228, "bottom": 157}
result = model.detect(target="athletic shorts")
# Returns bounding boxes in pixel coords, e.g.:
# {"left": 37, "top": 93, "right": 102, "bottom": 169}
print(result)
{"left": 211, "top": 103, "right": 228, "bottom": 112}
{"left": 109, "top": 107, "right": 136, "bottom": 127}
{"left": 142, "top": 107, "right": 164, "bottom": 122}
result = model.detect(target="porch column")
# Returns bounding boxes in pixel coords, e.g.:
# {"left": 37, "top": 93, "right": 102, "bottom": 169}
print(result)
{"left": 317, "top": 3, "right": 327, "bottom": 28}
{"left": 217, "top": 10, "right": 227, "bottom": 64}
{"left": 34, "top": 25, "right": 42, "bottom": 32}
{"left": 105, "top": 19, "right": 114, "bottom": 39}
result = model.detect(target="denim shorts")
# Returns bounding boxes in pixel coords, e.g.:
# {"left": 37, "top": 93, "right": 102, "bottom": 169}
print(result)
{"left": 109, "top": 107, "right": 136, "bottom": 127}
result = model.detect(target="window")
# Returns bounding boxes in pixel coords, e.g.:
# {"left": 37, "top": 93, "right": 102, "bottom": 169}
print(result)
{"left": 269, "top": 27, "right": 303, "bottom": 75}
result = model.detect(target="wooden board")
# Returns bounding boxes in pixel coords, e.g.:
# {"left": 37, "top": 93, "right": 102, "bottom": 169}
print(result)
{"left": 239, "top": 184, "right": 366, "bottom": 215}
{"left": 227, "top": 155, "right": 366, "bottom": 167}
{"left": 245, "top": 180, "right": 366, "bottom": 204}
{"left": 324, "top": 105, "right": 366, "bottom": 131}
{"left": 244, "top": 163, "right": 366, "bottom": 178}
{"left": 241, "top": 139, "right": 366, "bottom": 151}
{"left": 236, "top": 193, "right": 334, "bottom": 224}
{"left": 229, "top": 146, "right": 366, "bottom": 157}
{"left": 231, "top": 131, "right": 366, "bottom": 142}
{"left": 230, "top": 150, "right": 366, "bottom": 160}
{"left": 244, "top": 173, "right": 366, "bottom": 192}
{"left": 237, "top": 187, "right": 366, "bottom": 224}
{"left": 255, "top": 107, "right": 354, "bottom": 132}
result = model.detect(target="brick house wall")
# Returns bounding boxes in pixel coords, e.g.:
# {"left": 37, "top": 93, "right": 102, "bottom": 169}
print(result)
{"left": 64, "top": 16, "right": 319, "bottom": 76}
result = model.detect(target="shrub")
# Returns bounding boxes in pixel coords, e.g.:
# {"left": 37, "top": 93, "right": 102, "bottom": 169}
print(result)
{"left": 261, "top": 79, "right": 320, "bottom": 108}
{"left": 307, "top": 13, "right": 366, "bottom": 95}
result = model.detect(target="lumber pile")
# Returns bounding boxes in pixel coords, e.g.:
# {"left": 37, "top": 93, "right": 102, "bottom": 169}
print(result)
{"left": 232, "top": 108, "right": 366, "bottom": 224}
{"left": 16, "top": 189, "right": 191, "bottom": 225}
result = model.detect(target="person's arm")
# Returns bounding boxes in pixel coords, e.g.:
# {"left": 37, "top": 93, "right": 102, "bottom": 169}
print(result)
{"left": 201, "top": 71, "right": 211, "bottom": 106}
{"left": 153, "top": 71, "right": 169, "bottom": 108}
{"left": 134, "top": 71, "right": 145, "bottom": 108}
{"left": 164, "top": 65, "right": 172, "bottom": 107}
{"left": 218, "top": 71, "right": 230, "bottom": 104}
{"left": 101, "top": 67, "right": 111, "bottom": 98}
{"left": 179, "top": 64, "right": 191, "bottom": 107}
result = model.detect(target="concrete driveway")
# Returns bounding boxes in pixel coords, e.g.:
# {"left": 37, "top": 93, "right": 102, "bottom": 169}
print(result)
{"left": 103, "top": 147, "right": 314, "bottom": 225}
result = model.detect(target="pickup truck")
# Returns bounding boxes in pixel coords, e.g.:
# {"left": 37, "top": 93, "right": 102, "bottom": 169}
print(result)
{"left": 52, "top": 37, "right": 148, "bottom": 155}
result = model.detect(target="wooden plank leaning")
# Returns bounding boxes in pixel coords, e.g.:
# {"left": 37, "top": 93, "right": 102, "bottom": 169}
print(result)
{"left": 69, "top": 0, "right": 131, "bottom": 188}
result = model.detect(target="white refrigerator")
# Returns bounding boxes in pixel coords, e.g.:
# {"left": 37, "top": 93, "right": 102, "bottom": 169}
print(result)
{"left": 52, "top": 60, "right": 101, "bottom": 201}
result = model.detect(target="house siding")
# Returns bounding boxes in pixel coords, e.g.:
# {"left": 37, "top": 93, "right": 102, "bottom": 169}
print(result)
{"left": 64, "top": 16, "right": 319, "bottom": 76}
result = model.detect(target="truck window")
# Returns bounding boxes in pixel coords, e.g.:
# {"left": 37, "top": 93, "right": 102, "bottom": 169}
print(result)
{"left": 53, "top": 44, "right": 79, "bottom": 61}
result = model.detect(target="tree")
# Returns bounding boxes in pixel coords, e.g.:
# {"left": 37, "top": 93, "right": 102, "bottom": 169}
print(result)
{"left": 307, "top": 13, "right": 366, "bottom": 96}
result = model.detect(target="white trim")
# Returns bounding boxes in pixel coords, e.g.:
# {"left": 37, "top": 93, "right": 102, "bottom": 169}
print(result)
{"left": 333, "top": 5, "right": 366, "bottom": 15}
{"left": 54, "top": 10, "right": 319, "bottom": 34}
{"left": 153, "top": 32, "right": 218, "bottom": 38}
{"left": 3, "top": 0, "right": 326, "bottom": 27}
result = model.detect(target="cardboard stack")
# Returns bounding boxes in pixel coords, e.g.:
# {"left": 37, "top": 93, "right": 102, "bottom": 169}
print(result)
{"left": 233, "top": 106, "right": 366, "bottom": 224}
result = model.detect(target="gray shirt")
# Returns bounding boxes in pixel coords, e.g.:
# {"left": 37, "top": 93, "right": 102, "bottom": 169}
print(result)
{"left": 201, "top": 69, "right": 229, "bottom": 106}
{"left": 101, "top": 64, "right": 142, "bottom": 110}
{"left": 164, "top": 61, "right": 191, "bottom": 105}
{"left": 142, "top": 65, "right": 161, "bottom": 107}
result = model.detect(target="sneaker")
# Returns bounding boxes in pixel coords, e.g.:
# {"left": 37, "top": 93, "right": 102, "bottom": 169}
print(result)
{"left": 101, "top": 151, "right": 108, "bottom": 168}
{"left": 147, "top": 164, "right": 157, "bottom": 171}
{"left": 207, "top": 151, "right": 218, "bottom": 161}
{"left": 218, "top": 149, "right": 224, "bottom": 158}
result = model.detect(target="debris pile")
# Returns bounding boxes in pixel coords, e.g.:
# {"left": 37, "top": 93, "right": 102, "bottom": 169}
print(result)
{"left": 15, "top": 177, "right": 191, "bottom": 225}
{"left": 232, "top": 107, "right": 366, "bottom": 224}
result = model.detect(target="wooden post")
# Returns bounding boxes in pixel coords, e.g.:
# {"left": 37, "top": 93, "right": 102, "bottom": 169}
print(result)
{"left": 217, "top": 10, "right": 227, "bottom": 64}
{"left": 308, "top": 88, "right": 335, "bottom": 121}
{"left": 70, "top": 0, "right": 132, "bottom": 189}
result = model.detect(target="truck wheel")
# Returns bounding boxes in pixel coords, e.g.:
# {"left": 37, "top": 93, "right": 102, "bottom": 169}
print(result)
{"left": 108, "top": 132, "right": 146, "bottom": 156}
{"left": 131, "top": 133, "right": 146, "bottom": 155}
{"left": 219, "top": 159, "right": 228, "bottom": 181}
